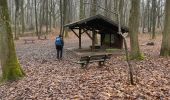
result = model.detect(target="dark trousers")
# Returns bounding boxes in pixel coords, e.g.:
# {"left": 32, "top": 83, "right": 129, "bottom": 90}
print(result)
{"left": 56, "top": 45, "right": 63, "bottom": 59}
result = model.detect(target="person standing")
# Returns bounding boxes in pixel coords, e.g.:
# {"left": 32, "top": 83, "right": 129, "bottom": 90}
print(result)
{"left": 55, "top": 35, "right": 64, "bottom": 59}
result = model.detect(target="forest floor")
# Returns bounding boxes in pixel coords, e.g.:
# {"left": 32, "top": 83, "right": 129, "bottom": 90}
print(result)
{"left": 0, "top": 34, "right": 170, "bottom": 100}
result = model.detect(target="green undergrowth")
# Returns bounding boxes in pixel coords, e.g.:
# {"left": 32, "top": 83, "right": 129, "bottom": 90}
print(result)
{"left": 123, "top": 53, "right": 145, "bottom": 61}
{"left": 129, "top": 53, "right": 145, "bottom": 60}
{"left": 106, "top": 48, "right": 121, "bottom": 52}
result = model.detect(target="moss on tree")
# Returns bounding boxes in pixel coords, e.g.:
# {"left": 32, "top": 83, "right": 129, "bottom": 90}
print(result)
{"left": 0, "top": 0, "right": 25, "bottom": 82}
{"left": 129, "top": 53, "right": 145, "bottom": 60}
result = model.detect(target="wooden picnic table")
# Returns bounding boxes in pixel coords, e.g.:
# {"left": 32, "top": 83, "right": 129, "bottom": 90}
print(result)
{"left": 23, "top": 39, "right": 35, "bottom": 44}
{"left": 75, "top": 54, "right": 112, "bottom": 68}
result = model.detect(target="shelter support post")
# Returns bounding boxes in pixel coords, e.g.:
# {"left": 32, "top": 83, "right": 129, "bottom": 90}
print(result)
{"left": 110, "top": 33, "right": 112, "bottom": 47}
{"left": 92, "top": 29, "right": 96, "bottom": 51}
{"left": 100, "top": 34, "right": 103, "bottom": 46}
{"left": 79, "top": 28, "right": 82, "bottom": 49}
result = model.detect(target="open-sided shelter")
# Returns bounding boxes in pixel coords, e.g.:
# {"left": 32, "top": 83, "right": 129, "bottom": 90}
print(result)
{"left": 64, "top": 14, "right": 129, "bottom": 51}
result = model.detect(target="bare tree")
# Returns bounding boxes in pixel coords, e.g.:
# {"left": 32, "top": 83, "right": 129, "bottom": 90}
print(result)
{"left": 80, "top": 0, "right": 85, "bottom": 19}
{"left": 152, "top": 0, "right": 157, "bottom": 39}
{"left": 34, "top": 0, "right": 40, "bottom": 39}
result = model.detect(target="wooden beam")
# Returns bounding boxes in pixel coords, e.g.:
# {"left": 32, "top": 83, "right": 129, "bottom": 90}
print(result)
{"left": 82, "top": 29, "right": 93, "bottom": 40}
{"left": 71, "top": 27, "right": 80, "bottom": 29}
{"left": 81, "top": 29, "right": 88, "bottom": 34}
{"left": 71, "top": 29, "right": 79, "bottom": 38}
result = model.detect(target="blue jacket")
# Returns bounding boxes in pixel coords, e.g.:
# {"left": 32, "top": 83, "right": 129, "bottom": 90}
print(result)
{"left": 55, "top": 37, "right": 64, "bottom": 46}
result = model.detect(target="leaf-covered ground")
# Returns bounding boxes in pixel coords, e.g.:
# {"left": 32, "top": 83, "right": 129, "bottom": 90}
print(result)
{"left": 0, "top": 34, "right": 170, "bottom": 100}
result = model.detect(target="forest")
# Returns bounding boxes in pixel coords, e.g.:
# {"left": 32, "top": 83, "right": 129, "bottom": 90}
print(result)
{"left": 0, "top": 0, "right": 170, "bottom": 99}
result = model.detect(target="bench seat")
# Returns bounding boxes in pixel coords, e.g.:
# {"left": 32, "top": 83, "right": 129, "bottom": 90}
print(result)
{"left": 75, "top": 54, "right": 112, "bottom": 68}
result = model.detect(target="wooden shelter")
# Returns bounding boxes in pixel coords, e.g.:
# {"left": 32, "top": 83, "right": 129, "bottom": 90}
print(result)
{"left": 64, "top": 14, "right": 129, "bottom": 51}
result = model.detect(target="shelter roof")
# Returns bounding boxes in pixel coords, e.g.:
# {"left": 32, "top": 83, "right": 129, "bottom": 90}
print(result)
{"left": 64, "top": 14, "right": 129, "bottom": 33}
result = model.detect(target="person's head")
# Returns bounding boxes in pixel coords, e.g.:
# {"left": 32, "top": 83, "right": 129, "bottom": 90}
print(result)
{"left": 59, "top": 34, "right": 62, "bottom": 37}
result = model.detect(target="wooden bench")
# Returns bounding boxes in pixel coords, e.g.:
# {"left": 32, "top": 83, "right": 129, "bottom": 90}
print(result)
{"left": 76, "top": 54, "right": 112, "bottom": 68}
{"left": 24, "top": 39, "right": 35, "bottom": 44}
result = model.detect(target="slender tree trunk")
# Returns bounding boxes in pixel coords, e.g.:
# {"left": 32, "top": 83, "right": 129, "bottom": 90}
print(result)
{"left": 80, "top": 0, "right": 85, "bottom": 19}
{"left": 60, "top": 0, "right": 63, "bottom": 35}
{"left": 21, "top": 0, "right": 25, "bottom": 35}
{"left": 39, "top": 0, "right": 45, "bottom": 38}
{"left": 45, "top": 0, "right": 48, "bottom": 39}
{"left": 49, "top": 0, "right": 53, "bottom": 32}
{"left": 113, "top": 0, "right": 118, "bottom": 21}
{"left": 52, "top": 0, "right": 56, "bottom": 28}
{"left": 160, "top": 0, "right": 170, "bottom": 56}
{"left": 142, "top": 0, "right": 146, "bottom": 33}
{"left": 26, "top": 0, "right": 30, "bottom": 25}
{"left": 63, "top": 0, "right": 69, "bottom": 38}
{"left": 30, "top": 0, "right": 34, "bottom": 29}
{"left": 152, "top": 0, "right": 157, "bottom": 39}
{"left": 119, "top": 0, "right": 125, "bottom": 25}
{"left": 105, "top": 0, "right": 111, "bottom": 18}
{"left": 90, "top": 0, "right": 98, "bottom": 44}
{"left": 147, "top": 0, "right": 151, "bottom": 33}
{"left": 14, "top": 0, "right": 19, "bottom": 40}
{"left": 90, "top": 0, "right": 97, "bottom": 16}
{"left": 0, "top": 0, "right": 25, "bottom": 81}
{"left": 34, "top": 0, "right": 40, "bottom": 39}
{"left": 157, "top": 0, "right": 161, "bottom": 29}
{"left": 104, "top": 0, "right": 108, "bottom": 17}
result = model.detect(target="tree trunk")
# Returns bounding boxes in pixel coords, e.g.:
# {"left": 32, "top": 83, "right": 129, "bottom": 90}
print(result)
{"left": 152, "top": 0, "right": 157, "bottom": 39}
{"left": 147, "top": 0, "right": 151, "bottom": 33}
{"left": 90, "top": 0, "right": 98, "bottom": 44}
{"left": 60, "top": 0, "right": 64, "bottom": 35}
{"left": 142, "top": 0, "right": 146, "bottom": 33}
{"left": 45, "top": 0, "right": 48, "bottom": 39}
{"left": 34, "top": 0, "right": 40, "bottom": 39}
{"left": 90, "top": 0, "right": 97, "bottom": 16}
{"left": 129, "top": 0, "right": 142, "bottom": 60}
{"left": 39, "top": 0, "right": 45, "bottom": 38}
{"left": 20, "top": 0, "right": 25, "bottom": 35}
{"left": 119, "top": 0, "right": 125, "bottom": 25}
{"left": 63, "top": 0, "right": 69, "bottom": 38}
{"left": 0, "top": 0, "right": 25, "bottom": 81}
{"left": 105, "top": 0, "right": 111, "bottom": 18}
{"left": 14, "top": 0, "right": 20, "bottom": 40}
{"left": 104, "top": 0, "right": 108, "bottom": 17}
{"left": 157, "top": 0, "right": 161, "bottom": 29}
{"left": 80, "top": 0, "right": 85, "bottom": 19}
{"left": 160, "top": 0, "right": 170, "bottom": 56}
{"left": 52, "top": 0, "right": 57, "bottom": 28}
